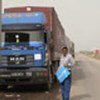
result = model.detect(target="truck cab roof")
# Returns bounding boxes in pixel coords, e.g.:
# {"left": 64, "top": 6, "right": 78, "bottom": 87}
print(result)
{"left": 2, "top": 12, "right": 46, "bottom": 25}
{"left": 2, "top": 12, "right": 46, "bottom": 31}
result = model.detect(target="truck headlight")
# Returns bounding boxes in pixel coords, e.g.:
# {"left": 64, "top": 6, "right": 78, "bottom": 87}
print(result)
{"left": 2, "top": 56, "right": 7, "bottom": 60}
{"left": 0, "top": 56, "right": 7, "bottom": 65}
{"left": 34, "top": 54, "right": 42, "bottom": 60}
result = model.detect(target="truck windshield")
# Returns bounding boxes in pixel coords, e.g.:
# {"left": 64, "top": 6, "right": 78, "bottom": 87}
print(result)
{"left": 4, "top": 30, "right": 45, "bottom": 44}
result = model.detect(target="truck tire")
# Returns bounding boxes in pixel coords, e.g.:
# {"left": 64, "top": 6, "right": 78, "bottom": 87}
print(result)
{"left": 47, "top": 82, "right": 52, "bottom": 92}
{"left": 47, "top": 66, "right": 53, "bottom": 91}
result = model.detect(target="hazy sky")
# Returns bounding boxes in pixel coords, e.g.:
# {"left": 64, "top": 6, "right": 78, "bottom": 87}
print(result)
{"left": 2, "top": 0, "right": 100, "bottom": 51}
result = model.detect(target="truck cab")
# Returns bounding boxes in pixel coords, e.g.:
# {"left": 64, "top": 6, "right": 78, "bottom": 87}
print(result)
{"left": 0, "top": 12, "right": 53, "bottom": 90}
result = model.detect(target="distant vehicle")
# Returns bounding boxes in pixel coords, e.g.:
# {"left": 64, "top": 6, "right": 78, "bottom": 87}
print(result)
{"left": 0, "top": 7, "right": 74, "bottom": 90}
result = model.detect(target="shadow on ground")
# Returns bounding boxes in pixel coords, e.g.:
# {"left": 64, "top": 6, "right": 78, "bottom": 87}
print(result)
{"left": 0, "top": 83, "right": 61, "bottom": 100}
{"left": 0, "top": 85, "right": 48, "bottom": 93}
{"left": 71, "top": 94, "right": 91, "bottom": 100}
{"left": 72, "top": 60, "right": 86, "bottom": 84}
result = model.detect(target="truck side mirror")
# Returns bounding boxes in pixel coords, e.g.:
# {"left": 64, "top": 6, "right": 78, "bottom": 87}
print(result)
{"left": 44, "top": 31, "right": 47, "bottom": 43}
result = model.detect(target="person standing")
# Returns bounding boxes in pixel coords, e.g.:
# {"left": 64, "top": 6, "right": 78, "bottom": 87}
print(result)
{"left": 59, "top": 46, "right": 74, "bottom": 100}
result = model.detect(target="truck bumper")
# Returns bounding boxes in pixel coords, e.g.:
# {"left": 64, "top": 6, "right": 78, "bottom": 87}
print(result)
{"left": 0, "top": 68, "right": 48, "bottom": 85}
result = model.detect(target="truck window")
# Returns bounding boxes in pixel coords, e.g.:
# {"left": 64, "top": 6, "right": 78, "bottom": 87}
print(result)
{"left": 5, "top": 33, "right": 29, "bottom": 43}
{"left": 4, "top": 30, "right": 45, "bottom": 44}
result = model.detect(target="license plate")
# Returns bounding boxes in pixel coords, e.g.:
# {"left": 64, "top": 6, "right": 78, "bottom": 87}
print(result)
{"left": 11, "top": 72, "right": 24, "bottom": 77}
{"left": 25, "top": 72, "right": 32, "bottom": 77}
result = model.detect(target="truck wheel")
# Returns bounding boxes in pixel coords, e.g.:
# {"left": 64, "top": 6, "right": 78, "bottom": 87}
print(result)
{"left": 47, "top": 66, "right": 53, "bottom": 92}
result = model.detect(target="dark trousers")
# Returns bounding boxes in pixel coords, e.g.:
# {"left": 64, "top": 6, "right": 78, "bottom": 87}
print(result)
{"left": 60, "top": 75, "right": 72, "bottom": 100}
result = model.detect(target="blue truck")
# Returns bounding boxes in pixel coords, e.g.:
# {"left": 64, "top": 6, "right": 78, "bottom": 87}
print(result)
{"left": 0, "top": 7, "right": 74, "bottom": 90}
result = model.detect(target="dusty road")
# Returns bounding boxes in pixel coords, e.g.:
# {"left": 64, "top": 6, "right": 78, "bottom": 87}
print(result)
{"left": 0, "top": 53, "right": 100, "bottom": 100}
{"left": 71, "top": 53, "right": 100, "bottom": 100}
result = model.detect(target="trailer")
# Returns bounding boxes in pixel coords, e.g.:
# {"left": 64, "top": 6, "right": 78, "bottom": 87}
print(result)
{"left": 0, "top": 7, "right": 74, "bottom": 90}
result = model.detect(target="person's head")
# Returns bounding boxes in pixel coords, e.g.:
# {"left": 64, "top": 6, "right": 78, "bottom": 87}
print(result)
{"left": 61, "top": 46, "right": 68, "bottom": 56}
